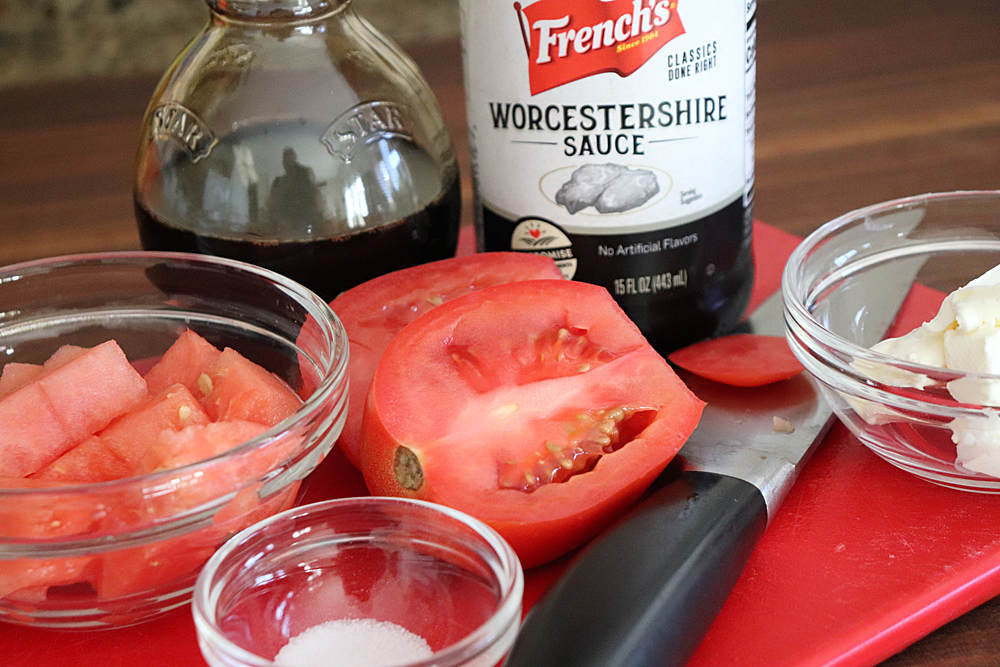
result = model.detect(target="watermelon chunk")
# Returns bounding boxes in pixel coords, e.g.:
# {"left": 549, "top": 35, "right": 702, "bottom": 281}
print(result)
{"left": 0, "top": 362, "right": 43, "bottom": 397}
{"left": 0, "top": 384, "right": 77, "bottom": 476}
{"left": 43, "top": 344, "right": 87, "bottom": 370}
{"left": 35, "top": 340, "right": 148, "bottom": 444}
{"left": 95, "top": 525, "right": 219, "bottom": 601}
{"left": 0, "top": 477, "right": 98, "bottom": 604}
{"left": 29, "top": 384, "right": 211, "bottom": 482}
{"left": 31, "top": 436, "right": 130, "bottom": 483}
{"left": 0, "top": 477, "right": 99, "bottom": 539}
{"left": 130, "top": 421, "right": 276, "bottom": 532}
{"left": 100, "top": 383, "right": 212, "bottom": 470}
{"left": 0, "top": 344, "right": 86, "bottom": 399}
{"left": 0, "top": 555, "right": 95, "bottom": 600}
{"left": 135, "top": 420, "right": 270, "bottom": 474}
{"left": 0, "top": 341, "right": 148, "bottom": 477}
{"left": 200, "top": 348, "right": 302, "bottom": 426}
{"left": 143, "top": 329, "right": 222, "bottom": 396}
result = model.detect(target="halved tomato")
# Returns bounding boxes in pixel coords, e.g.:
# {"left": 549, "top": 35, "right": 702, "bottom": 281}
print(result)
{"left": 330, "top": 252, "right": 563, "bottom": 468}
{"left": 668, "top": 333, "right": 804, "bottom": 387}
{"left": 359, "top": 279, "right": 705, "bottom": 568}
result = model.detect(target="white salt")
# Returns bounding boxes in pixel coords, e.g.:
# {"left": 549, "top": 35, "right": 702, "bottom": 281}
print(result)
{"left": 274, "top": 618, "right": 433, "bottom": 667}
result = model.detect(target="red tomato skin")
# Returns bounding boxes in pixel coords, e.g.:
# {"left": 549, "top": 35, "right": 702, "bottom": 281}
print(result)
{"left": 359, "top": 279, "right": 705, "bottom": 568}
{"left": 668, "top": 333, "right": 805, "bottom": 387}
{"left": 331, "top": 252, "right": 564, "bottom": 469}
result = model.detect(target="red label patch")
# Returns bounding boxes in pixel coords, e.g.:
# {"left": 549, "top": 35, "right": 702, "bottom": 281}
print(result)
{"left": 516, "top": 0, "right": 686, "bottom": 95}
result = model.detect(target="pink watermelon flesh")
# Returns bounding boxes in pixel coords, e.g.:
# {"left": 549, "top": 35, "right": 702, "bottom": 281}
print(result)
{"left": 0, "top": 335, "right": 311, "bottom": 601}
{"left": 35, "top": 340, "right": 148, "bottom": 443}
{"left": 0, "top": 554, "right": 94, "bottom": 600}
{"left": 0, "top": 340, "right": 148, "bottom": 476}
{"left": 43, "top": 344, "right": 87, "bottom": 370}
{"left": 0, "top": 384, "right": 77, "bottom": 477}
{"left": 31, "top": 435, "right": 131, "bottom": 483}
{"left": 0, "top": 344, "right": 85, "bottom": 398}
{"left": 143, "top": 329, "right": 222, "bottom": 396}
{"left": 0, "top": 362, "right": 43, "bottom": 397}
{"left": 0, "top": 476, "right": 100, "bottom": 539}
{"left": 136, "top": 420, "right": 270, "bottom": 474}
{"left": 201, "top": 348, "right": 302, "bottom": 426}
{"left": 100, "top": 383, "right": 212, "bottom": 470}
{"left": 96, "top": 532, "right": 216, "bottom": 601}
{"left": 132, "top": 421, "right": 275, "bottom": 529}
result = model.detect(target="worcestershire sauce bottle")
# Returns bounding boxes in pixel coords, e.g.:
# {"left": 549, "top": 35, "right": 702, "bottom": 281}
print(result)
{"left": 460, "top": 0, "right": 756, "bottom": 353}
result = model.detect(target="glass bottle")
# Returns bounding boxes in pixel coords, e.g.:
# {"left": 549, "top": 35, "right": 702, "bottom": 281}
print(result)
{"left": 135, "top": 0, "right": 461, "bottom": 302}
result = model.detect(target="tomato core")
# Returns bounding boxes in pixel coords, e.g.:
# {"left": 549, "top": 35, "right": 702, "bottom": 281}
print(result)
{"left": 394, "top": 446, "right": 423, "bottom": 491}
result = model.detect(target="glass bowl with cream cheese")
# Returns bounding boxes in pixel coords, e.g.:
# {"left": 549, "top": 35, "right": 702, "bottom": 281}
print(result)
{"left": 193, "top": 496, "right": 523, "bottom": 667}
{"left": 783, "top": 190, "right": 1000, "bottom": 492}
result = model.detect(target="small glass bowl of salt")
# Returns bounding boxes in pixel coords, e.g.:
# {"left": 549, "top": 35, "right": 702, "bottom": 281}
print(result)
{"left": 192, "top": 496, "right": 524, "bottom": 667}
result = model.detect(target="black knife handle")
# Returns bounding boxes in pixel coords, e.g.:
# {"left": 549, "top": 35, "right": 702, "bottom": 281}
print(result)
{"left": 503, "top": 471, "right": 768, "bottom": 667}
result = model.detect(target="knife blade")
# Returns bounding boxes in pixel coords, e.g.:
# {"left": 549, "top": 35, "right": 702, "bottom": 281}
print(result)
{"left": 502, "top": 214, "right": 927, "bottom": 667}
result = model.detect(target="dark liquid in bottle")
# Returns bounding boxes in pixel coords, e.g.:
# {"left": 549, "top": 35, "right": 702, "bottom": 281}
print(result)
{"left": 136, "top": 120, "right": 461, "bottom": 301}
{"left": 136, "top": 174, "right": 460, "bottom": 302}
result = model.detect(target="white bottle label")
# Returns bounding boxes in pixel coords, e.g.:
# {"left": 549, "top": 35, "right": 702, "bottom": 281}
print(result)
{"left": 461, "top": 0, "right": 755, "bottom": 235}
{"left": 460, "top": 0, "right": 756, "bottom": 351}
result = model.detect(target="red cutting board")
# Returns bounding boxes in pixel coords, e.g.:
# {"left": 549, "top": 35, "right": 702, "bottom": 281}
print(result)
{"left": 687, "top": 270, "right": 1000, "bottom": 666}
{"left": 4, "top": 222, "right": 1000, "bottom": 667}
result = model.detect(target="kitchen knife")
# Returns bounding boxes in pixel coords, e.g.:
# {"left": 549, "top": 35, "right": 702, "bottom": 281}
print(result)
{"left": 502, "top": 216, "right": 927, "bottom": 667}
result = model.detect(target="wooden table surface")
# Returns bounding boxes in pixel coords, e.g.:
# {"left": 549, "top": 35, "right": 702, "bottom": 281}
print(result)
{"left": 0, "top": 0, "right": 998, "bottom": 664}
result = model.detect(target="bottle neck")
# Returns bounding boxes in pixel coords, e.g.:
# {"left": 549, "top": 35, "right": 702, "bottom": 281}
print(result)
{"left": 206, "top": 0, "right": 349, "bottom": 20}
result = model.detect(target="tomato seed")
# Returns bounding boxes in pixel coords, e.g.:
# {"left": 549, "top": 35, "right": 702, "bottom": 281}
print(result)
{"left": 498, "top": 406, "right": 647, "bottom": 492}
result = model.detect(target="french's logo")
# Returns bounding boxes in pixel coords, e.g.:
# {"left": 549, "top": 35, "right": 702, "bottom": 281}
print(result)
{"left": 516, "top": 0, "right": 685, "bottom": 95}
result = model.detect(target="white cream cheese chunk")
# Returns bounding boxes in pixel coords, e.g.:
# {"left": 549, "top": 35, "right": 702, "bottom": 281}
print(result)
{"left": 862, "top": 263, "right": 1000, "bottom": 405}
{"left": 952, "top": 411, "right": 1000, "bottom": 478}
{"left": 854, "top": 262, "right": 1000, "bottom": 478}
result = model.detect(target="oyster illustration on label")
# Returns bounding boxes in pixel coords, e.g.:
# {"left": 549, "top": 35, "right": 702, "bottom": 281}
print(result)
{"left": 555, "top": 163, "right": 661, "bottom": 214}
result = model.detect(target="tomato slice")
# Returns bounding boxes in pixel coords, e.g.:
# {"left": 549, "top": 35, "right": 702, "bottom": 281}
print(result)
{"left": 668, "top": 333, "right": 804, "bottom": 387}
{"left": 330, "top": 252, "right": 564, "bottom": 468}
{"left": 359, "top": 279, "right": 705, "bottom": 568}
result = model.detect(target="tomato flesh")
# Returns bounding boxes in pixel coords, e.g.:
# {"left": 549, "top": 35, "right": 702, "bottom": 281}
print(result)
{"left": 668, "top": 333, "right": 805, "bottom": 387}
{"left": 360, "top": 279, "right": 705, "bottom": 567}
{"left": 330, "top": 252, "right": 564, "bottom": 468}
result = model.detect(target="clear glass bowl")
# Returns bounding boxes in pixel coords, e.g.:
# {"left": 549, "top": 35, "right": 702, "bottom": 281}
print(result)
{"left": 193, "top": 497, "right": 523, "bottom": 667}
{"left": 0, "top": 251, "right": 348, "bottom": 627}
{"left": 783, "top": 190, "right": 1000, "bottom": 493}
